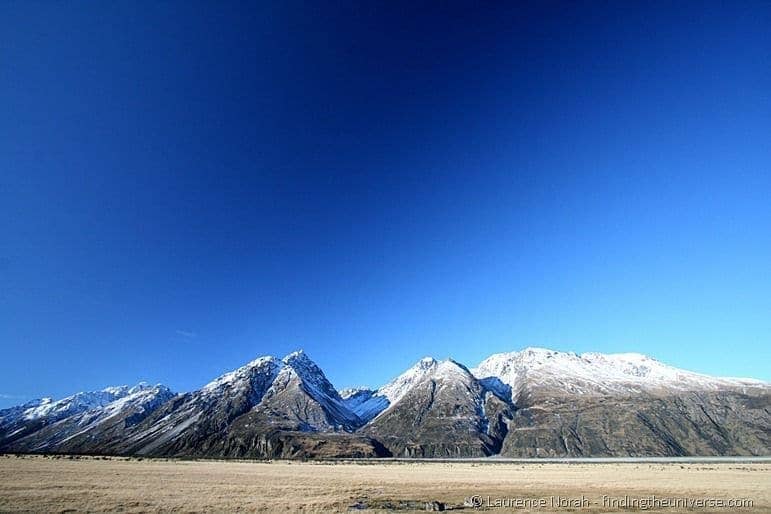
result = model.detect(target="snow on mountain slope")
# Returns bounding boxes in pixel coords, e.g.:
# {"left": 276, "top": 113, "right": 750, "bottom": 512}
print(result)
{"left": 0, "top": 383, "right": 175, "bottom": 451}
{"left": 0, "top": 399, "right": 48, "bottom": 430}
{"left": 350, "top": 357, "right": 498, "bottom": 424}
{"left": 379, "top": 357, "right": 439, "bottom": 405}
{"left": 1, "top": 347, "right": 769, "bottom": 459}
{"left": 7, "top": 384, "right": 175, "bottom": 452}
{"left": 114, "top": 350, "right": 364, "bottom": 455}
{"left": 201, "top": 355, "right": 282, "bottom": 402}
{"left": 282, "top": 351, "right": 346, "bottom": 404}
{"left": 362, "top": 357, "right": 515, "bottom": 457}
{"left": 20, "top": 385, "right": 148, "bottom": 423}
{"left": 340, "top": 388, "right": 389, "bottom": 422}
{"left": 271, "top": 350, "right": 362, "bottom": 429}
{"left": 472, "top": 347, "right": 768, "bottom": 400}
{"left": 74, "top": 384, "right": 174, "bottom": 427}
{"left": 118, "top": 355, "right": 284, "bottom": 454}
{"left": 198, "top": 350, "right": 353, "bottom": 422}
{"left": 341, "top": 357, "right": 439, "bottom": 422}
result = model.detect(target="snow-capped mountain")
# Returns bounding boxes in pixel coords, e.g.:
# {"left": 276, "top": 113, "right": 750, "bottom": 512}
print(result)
{"left": 0, "top": 346, "right": 768, "bottom": 459}
{"left": 0, "top": 399, "right": 47, "bottom": 431}
{"left": 195, "top": 351, "right": 354, "bottom": 424}
{"left": 472, "top": 347, "right": 766, "bottom": 400}
{"left": 278, "top": 350, "right": 361, "bottom": 429}
{"left": 106, "top": 353, "right": 295, "bottom": 456}
{"left": 468, "top": 348, "right": 770, "bottom": 457}
{"left": 362, "top": 358, "right": 514, "bottom": 457}
{"left": 22, "top": 385, "right": 143, "bottom": 423}
{"left": 5, "top": 384, "right": 174, "bottom": 453}
{"left": 97, "top": 350, "right": 367, "bottom": 457}
{"left": 341, "top": 357, "right": 440, "bottom": 423}
{"left": 200, "top": 355, "right": 283, "bottom": 403}
{"left": 0, "top": 383, "right": 173, "bottom": 450}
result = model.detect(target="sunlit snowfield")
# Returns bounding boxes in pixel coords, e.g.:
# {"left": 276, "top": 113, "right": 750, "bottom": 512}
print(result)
{"left": 1, "top": 455, "right": 769, "bottom": 513}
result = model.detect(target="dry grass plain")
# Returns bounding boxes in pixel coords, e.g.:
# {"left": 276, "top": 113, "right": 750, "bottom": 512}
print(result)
{"left": 0, "top": 455, "right": 768, "bottom": 513}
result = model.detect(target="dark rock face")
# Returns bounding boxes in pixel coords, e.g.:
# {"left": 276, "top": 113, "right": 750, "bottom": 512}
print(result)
{"left": 500, "top": 391, "right": 771, "bottom": 457}
{"left": 0, "top": 417, "right": 49, "bottom": 450}
{"left": 363, "top": 361, "right": 515, "bottom": 457}
{"left": 212, "top": 429, "right": 390, "bottom": 459}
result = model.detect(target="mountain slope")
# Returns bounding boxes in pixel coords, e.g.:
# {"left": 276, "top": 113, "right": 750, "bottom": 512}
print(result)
{"left": 0, "top": 384, "right": 162, "bottom": 450}
{"left": 106, "top": 355, "right": 284, "bottom": 456}
{"left": 499, "top": 390, "right": 771, "bottom": 457}
{"left": 342, "top": 357, "right": 439, "bottom": 424}
{"left": 472, "top": 348, "right": 771, "bottom": 457}
{"left": 103, "top": 351, "right": 381, "bottom": 458}
{"left": 473, "top": 347, "right": 765, "bottom": 401}
{"left": 2, "top": 384, "right": 174, "bottom": 453}
{"left": 0, "top": 346, "right": 768, "bottom": 459}
{"left": 362, "top": 358, "right": 514, "bottom": 457}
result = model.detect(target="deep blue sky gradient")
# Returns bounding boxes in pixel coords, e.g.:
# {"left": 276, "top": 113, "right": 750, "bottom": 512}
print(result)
{"left": 1, "top": 1, "right": 770, "bottom": 406}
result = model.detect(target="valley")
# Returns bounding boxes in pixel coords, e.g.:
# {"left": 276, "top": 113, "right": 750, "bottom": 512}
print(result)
{"left": 1, "top": 455, "right": 768, "bottom": 513}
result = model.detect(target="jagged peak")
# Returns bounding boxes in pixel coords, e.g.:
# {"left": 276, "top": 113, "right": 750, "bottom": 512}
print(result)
{"left": 102, "top": 382, "right": 166, "bottom": 397}
{"left": 19, "top": 383, "right": 155, "bottom": 422}
{"left": 375, "top": 356, "right": 441, "bottom": 405}
{"left": 129, "top": 383, "right": 171, "bottom": 394}
{"left": 242, "top": 355, "right": 282, "bottom": 369}
{"left": 281, "top": 350, "right": 327, "bottom": 381}
{"left": 417, "top": 356, "right": 437, "bottom": 367}
{"left": 282, "top": 349, "right": 322, "bottom": 371}
{"left": 281, "top": 350, "right": 336, "bottom": 384}
{"left": 282, "top": 349, "right": 309, "bottom": 363}
{"left": 202, "top": 355, "right": 282, "bottom": 393}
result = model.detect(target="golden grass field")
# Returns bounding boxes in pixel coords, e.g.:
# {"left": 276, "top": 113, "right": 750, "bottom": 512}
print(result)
{"left": 0, "top": 455, "right": 768, "bottom": 513}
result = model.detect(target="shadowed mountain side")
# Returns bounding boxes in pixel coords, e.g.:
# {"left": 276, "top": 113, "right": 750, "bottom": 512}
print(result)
{"left": 501, "top": 390, "right": 771, "bottom": 457}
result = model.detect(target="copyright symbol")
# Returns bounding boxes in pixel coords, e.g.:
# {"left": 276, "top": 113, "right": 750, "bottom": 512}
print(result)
{"left": 468, "top": 495, "right": 483, "bottom": 508}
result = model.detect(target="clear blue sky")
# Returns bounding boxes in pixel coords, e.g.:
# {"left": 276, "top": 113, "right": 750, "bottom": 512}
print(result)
{"left": 1, "top": 1, "right": 769, "bottom": 407}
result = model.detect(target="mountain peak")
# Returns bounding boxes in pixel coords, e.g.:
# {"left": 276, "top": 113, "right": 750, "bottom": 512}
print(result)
{"left": 18, "top": 383, "right": 153, "bottom": 423}
{"left": 2, "top": 346, "right": 769, "bottom": 460}
{"left": 282, "top": 350, "right": 327, "bottom": 380}
{"left": 202, "top": 355, "right": 282, "bottom": 395}
{"left": 282, "top": 349, "right": 312, "bottom": 365}
{"left": 520, "top": 346, "right": 558, "bottom": 353}
{"left": 375, "top": 357, "right": 439, "bottom": 406}
{"left": 473, "top": 347, "right": 766, "bottom": 398}
{"left": 417, "top": 356, "right": 437, "bottom": 367}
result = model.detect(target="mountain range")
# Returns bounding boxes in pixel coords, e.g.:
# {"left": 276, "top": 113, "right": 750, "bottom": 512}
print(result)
{"left": 1, "top": 348, "right": 769, "bottom": 459}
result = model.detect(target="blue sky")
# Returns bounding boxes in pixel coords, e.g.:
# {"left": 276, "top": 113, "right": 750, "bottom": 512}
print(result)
{"left": 1, "top": 1, "right": 769, "bottom": 407}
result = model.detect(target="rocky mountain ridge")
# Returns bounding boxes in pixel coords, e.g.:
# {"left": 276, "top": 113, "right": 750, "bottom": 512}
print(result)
{"left": 1, "top": 347, "right": 769, "bottom": 458}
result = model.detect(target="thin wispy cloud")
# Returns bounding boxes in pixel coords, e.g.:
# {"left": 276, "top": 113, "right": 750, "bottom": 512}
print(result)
{"left": 0, "top": 393, "right": 27, "bottom": 400}
{"left": 175, "top": 329, "right": 198, "bottom": 339}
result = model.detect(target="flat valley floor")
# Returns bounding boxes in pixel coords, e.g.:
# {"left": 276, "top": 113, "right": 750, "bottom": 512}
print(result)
{"left": 0, "top": 455, "right": 769, "bottom": 513}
